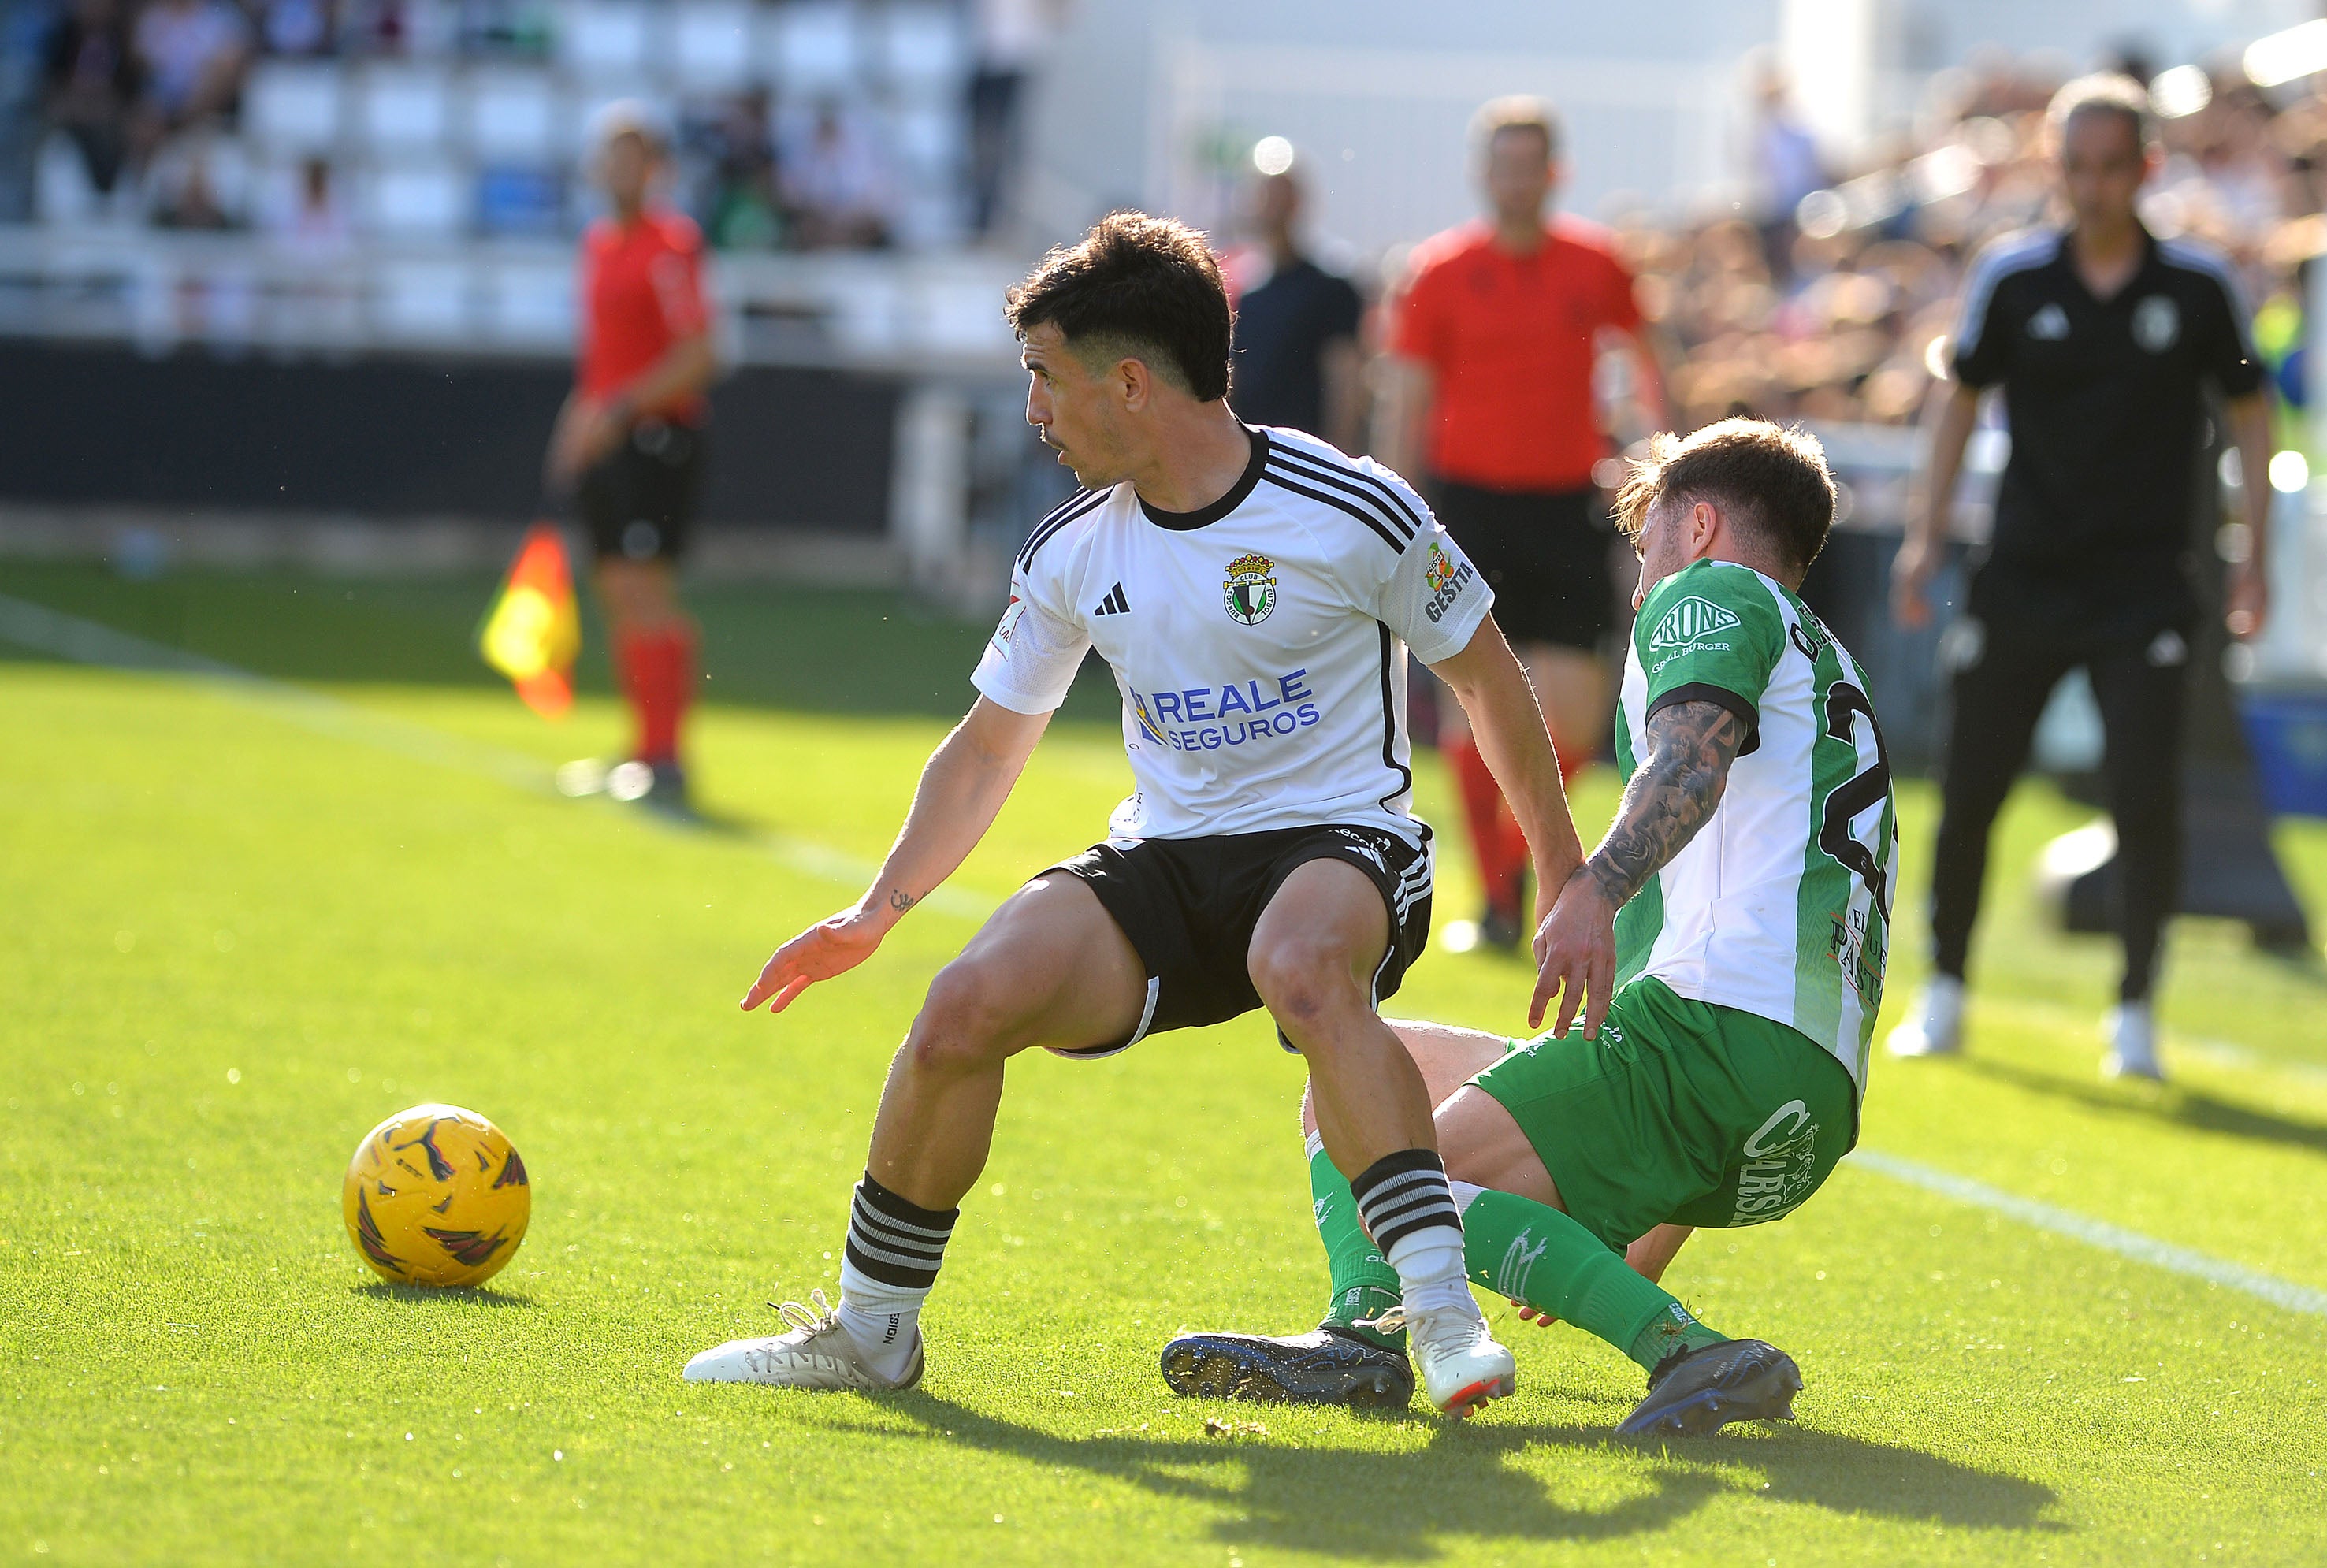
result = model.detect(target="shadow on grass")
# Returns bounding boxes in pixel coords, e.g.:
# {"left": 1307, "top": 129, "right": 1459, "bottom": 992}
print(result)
{"left": 828, "top": 1392, "right": 2057, "bottom": 1557}
{"left": 351, "top": 1282, "right": 535, "bottom": 1307}
{"left": 1962, "top": 1055, "right": 2327, "bottom": 1163}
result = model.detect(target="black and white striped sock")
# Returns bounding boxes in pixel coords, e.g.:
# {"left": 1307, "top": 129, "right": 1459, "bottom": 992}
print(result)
{"left": 1349, "top": 1148, "right": 1463, "bottom": 1254}
{"left": 834, "top": 1172, "right": 957, "bottom": 1377}
{"left": 1350, "top": 1148, "right": 1473, "bottom": 1316}
{"left": 842, "top": 1172, "right": 957, "bottom": 1290}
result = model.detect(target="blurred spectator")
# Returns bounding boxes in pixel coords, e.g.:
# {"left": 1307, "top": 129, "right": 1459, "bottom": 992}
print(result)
{"left": 1226, "top": 162, "right": 1365, "bottom": 451}
{"left": 43, "top": 0, "right": 142, "bottom": 195}
{"left": 1748, "top": 58, "right": 1827, "bottom": 275}
{"left": 782, "top": 100, "right": 892, "bottom": 250}
{"left": 259, "top": 0, "right": 337, "bottom": 58}
{"left": 147, "top": 124, "right": 247, "bottom": 227}
{"left": 132, "top": 0, "right": 249, "bottom": 134}
{"left": 967, "top": 0, "right": 1069, "bottom": 236}
{"left": 273, "top": 153, "right": 348, "bottom": 247}
{"left": 699, "top": 87, "right": 782, "bottom": 252}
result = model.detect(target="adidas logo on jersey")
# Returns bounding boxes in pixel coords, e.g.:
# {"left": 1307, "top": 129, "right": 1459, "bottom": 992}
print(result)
{"left": 1649, "top": 596, "right": 1742, "bottom": 649}
{"left": 1092, "top": 582, "right": 1130, "bottom": 616}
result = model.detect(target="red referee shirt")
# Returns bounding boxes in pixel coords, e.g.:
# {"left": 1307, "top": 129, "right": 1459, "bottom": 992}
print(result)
{"left": 1389, "top": 216, "right": 1640, "bottom": 493}
{"left": 578, "top": 208, "right": 711, "bottom": 425}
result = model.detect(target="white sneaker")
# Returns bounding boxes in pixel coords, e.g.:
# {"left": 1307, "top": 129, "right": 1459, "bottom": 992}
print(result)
{"left": 1362, "top": 1301, "right": 1515, "bottom": 1418}
{"left": 682, "top": 1291, "right": 924, "bottom": 1391}
{"left": 1886, "top": 976, "right": 1965, "bottom": 1058}
{"left": 2102, "top": 1002, "right": 2164, "bottom": 1082}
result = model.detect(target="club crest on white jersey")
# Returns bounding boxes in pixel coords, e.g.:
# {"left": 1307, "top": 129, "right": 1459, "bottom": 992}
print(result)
{"left": 971, "top": 427, "right": 1494, "bottom": 845}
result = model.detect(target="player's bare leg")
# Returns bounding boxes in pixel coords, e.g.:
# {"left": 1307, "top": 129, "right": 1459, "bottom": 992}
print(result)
{"left": 686, "top": 873, "right": 1146, "bottom": 1392}
{"left": 1246, "top": 860, "right": 1514, "bottom": 1417}
{"left": 863, "top": 873, "right": 1147, "bottom": 1208}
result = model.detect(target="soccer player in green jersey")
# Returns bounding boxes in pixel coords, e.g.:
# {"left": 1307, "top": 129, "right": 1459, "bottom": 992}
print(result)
{"left": 1163, "top": 418, "right": 1898, "bottom": 1436}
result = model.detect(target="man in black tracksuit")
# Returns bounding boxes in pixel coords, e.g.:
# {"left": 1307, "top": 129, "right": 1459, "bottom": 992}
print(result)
{"left": 1887, "top": 73, "right": 2275, "bottom": 1079}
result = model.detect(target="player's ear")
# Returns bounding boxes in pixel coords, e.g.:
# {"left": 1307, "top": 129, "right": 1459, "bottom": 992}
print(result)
{"left": 1691, "top": 500, "right": 1720, "bottom": 556}
{"left": 1117, "top": 356, "right": 1150, "bottom": 413}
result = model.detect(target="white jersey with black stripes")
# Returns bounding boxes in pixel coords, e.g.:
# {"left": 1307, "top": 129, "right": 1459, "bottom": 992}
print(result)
{"left": 972, "top": 425, "right": 1495, "bottom": 845}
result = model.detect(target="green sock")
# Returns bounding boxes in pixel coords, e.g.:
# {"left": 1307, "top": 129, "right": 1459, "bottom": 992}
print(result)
{"left": 1308, "top": 1132, "right": 1405, "bottom": 1350}
{"left": 1457, "top": 1186, "right": 1725, "bottom": 1373}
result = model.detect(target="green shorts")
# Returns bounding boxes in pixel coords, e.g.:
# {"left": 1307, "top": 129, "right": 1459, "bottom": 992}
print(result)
{"left": 1470, "top": 977, "right": 1858, "bottom": 1254}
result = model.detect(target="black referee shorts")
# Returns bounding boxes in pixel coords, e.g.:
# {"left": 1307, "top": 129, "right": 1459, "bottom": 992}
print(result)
{"left": 578, "top": 419, "right": 707, "bottom": 564}
{"left": 1429, "top": 479, "right": 1617, "bottom": 652}
{"left": 1045, "top": 825, "right": 1433, "bottom": 1058}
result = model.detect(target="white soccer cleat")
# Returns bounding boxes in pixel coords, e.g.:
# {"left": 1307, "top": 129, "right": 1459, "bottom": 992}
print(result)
{"left": 1361, "top": 1301, "right": 1515, "bottom": 1418}
{"left": 2102, "top": 1001, "right": 2164, "bottom": 1082}
{"left": 682, "top": 1291, "right": 924, "bottom": 1392}
{"left": 1886, "top": 975, "right": 1965, "bottom": 1058}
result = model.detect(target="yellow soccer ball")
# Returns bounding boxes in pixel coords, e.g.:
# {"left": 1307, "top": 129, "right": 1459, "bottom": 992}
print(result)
{"left": 342, "top": 1104, "right": 531, "bottom": 1287}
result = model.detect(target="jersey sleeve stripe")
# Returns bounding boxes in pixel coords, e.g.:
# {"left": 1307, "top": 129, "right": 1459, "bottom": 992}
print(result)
{"left": 1035, "top": 485, "right": 1095, "bottom": 528}
{"left": 1951, "top": 230, "right": 2058, "bottom": 355}
{"left": 1264, "top": 447, "right": 1425, "bottom": 539}
{"left": 1264, "top": 455, "right": 1416, "bottom": 543}
{"left": 2158, "top": 237, "right": 2262, "bottom": 360}
{"left": 1645, "top": 680, "right": 1761, "bottom": 757}
{"left": 1016, "top": 489, "right": 1109, "bottom": 570}
{"left": 1259, "top": 470, "right": 1407, "bottom": 554}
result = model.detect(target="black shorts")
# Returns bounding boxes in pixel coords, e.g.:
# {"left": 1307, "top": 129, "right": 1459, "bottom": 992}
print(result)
{"left": 1046, "top": 824, "right": 1433, "bottom": 1058}
{"left": 578, "top": 420, "right": 706, "bottom": 563}
{"left": 1429, "top": 479, "right": 1616, "bottom": 651}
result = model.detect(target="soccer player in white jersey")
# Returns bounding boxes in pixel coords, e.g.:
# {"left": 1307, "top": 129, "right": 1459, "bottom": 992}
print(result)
{"left": 1165, "top": 419, "right": 1898, "bottom": 1436}
{"left": 682, "top": 213, "right": 1604, "bottom": 1418}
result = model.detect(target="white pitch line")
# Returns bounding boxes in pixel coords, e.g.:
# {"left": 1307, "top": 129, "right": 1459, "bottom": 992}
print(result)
{"left": 0, "top": 591, "right": 991, "bottom": 921}
{"left": 1851, "top": 1148, "right": 2327, "bottom": 1318}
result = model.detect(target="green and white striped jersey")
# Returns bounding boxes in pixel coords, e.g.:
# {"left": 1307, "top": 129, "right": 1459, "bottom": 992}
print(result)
{"left": 1611, "top": 559, "right": 1898, "bottom": 1095}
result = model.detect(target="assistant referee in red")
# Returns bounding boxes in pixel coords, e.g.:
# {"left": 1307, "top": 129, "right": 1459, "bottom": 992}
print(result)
{"left": 547, "top": 101, "right": 719, "bottom": 812}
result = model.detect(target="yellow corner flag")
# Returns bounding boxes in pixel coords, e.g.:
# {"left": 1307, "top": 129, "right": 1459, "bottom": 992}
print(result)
{"left": 480, "top": 522, "right": 581, "bottom": 718}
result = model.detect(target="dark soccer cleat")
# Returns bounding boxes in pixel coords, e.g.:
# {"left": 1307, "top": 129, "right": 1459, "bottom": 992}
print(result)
{"left": 1618, "top": 1338, "right": 1802, "bottom": 1438}
{"left": 1160, "top": 1323, "right": 1414, "bottom": 1408}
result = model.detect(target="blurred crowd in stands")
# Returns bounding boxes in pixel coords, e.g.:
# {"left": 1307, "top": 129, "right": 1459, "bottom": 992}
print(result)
{"left": 6, "top": 3, "right": 2322, "bottom": 437}
{"left": 1601, "top": 50, "right": 2319, "bottom": 436}
{"left": 6, "top": 0, "right": 1064, "bottom": 245}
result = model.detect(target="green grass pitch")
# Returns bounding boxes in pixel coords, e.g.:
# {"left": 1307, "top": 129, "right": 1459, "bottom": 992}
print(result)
{"left": 3, "top": 563, "right": 2325, "bottom": 1565}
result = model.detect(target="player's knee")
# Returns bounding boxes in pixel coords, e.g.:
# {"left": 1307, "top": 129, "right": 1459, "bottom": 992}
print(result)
{"left": 906, "top": 961, "right": 1018, "bottom": 1071}
{"left": 1248, "top": 938, "right": 1361, "bottom": 1035}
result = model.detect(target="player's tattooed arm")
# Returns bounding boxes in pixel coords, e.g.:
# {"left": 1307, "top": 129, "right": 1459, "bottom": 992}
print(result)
{"left": 887, "top": 888, "right": 918, "bottom": 913}
{"left": 1584, "top": 700, "right": 1749, "bottom": 908}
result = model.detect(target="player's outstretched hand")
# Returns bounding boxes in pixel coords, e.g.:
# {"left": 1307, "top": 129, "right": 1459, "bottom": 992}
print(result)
{"left": 741, "top": 909, "right": 885, "bottom": 1015}
{"left": 1530, "top": 870, "right": 1616, "bottom": 1039}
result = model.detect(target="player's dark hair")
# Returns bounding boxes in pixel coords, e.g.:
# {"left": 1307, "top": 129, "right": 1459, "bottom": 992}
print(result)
{"left": 1612, "top": 419, "right": 1838, "bottom": 575}
{"left": 1004, "top": 211, "right": 1232, "bottom": 402}
{"left": 2046, "top": 72, "right": 2154, "bottom": 151}
{"left": 1470, "top": 95, "right": 1562, "bottom": 163}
